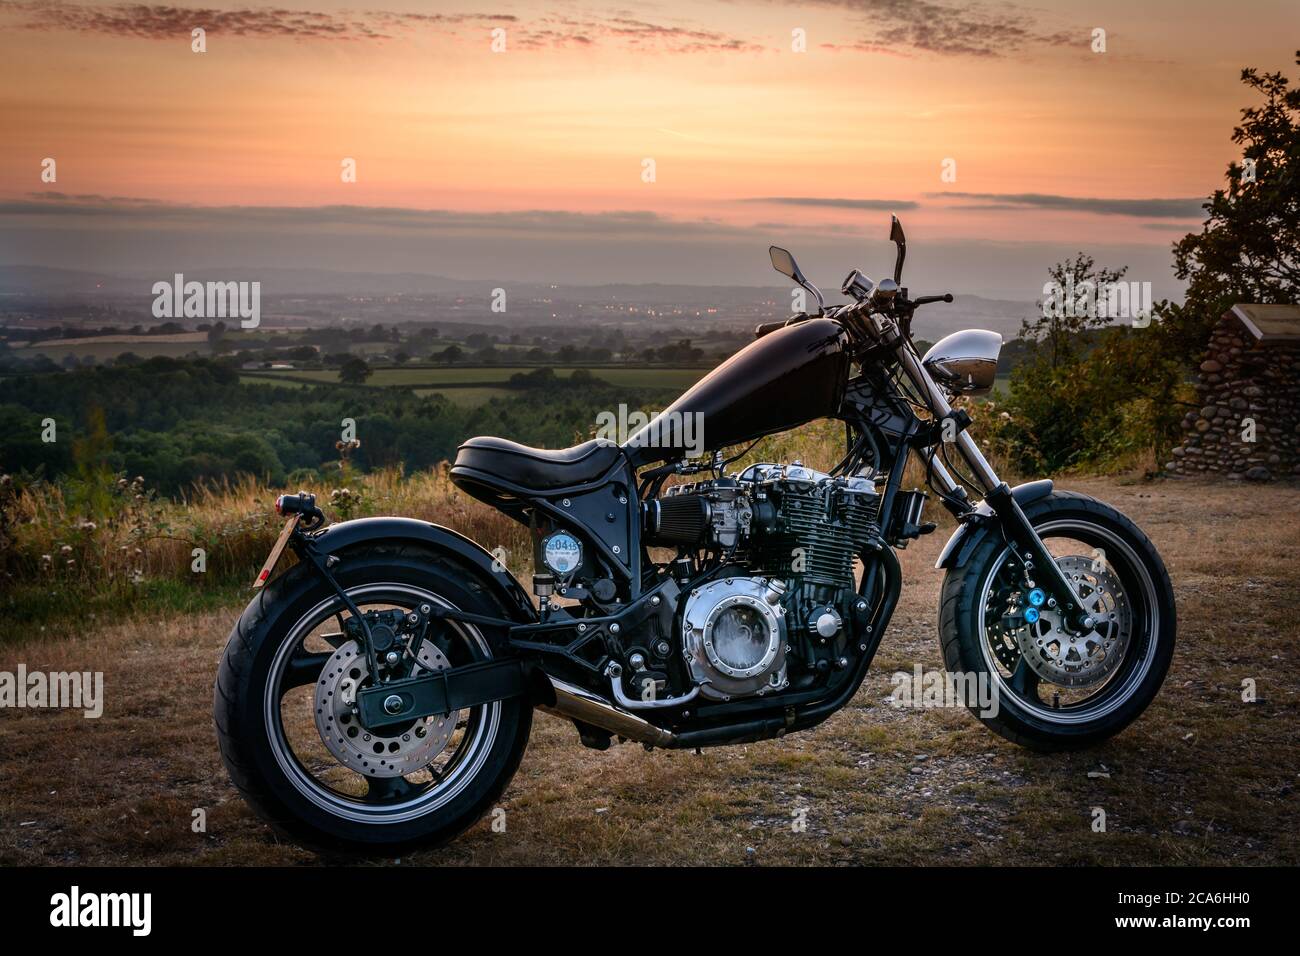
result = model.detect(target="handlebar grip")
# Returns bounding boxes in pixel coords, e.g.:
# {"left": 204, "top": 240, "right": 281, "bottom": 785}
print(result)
{"left": 755, "top": 317, "right": 803, "bottom": 338}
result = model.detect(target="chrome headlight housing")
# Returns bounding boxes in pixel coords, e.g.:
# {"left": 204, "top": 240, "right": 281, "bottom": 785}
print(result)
{"left": 922, "top": 329, "right": 1003, "bottom": 395}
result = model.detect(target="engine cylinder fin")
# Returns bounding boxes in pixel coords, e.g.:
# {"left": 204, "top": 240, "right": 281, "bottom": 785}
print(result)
{"left": 752, "top": 482, "right": 879, "bottom": 587}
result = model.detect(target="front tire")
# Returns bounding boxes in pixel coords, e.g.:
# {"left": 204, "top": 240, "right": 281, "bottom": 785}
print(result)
{"left": 939, "top": 491, "right": 1175, "bottom": 752}
{"left": 214, "top": 543, "right": 532, "bottom": 853}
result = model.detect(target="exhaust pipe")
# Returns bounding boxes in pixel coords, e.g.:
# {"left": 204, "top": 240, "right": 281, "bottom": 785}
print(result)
{"left": 538, "top": 675, "right": 676, "bottom": 748}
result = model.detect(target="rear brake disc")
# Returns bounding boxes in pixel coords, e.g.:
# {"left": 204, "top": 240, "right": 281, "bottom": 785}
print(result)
{"left": 313, "top": 640, "right": 458, "bottom": 778}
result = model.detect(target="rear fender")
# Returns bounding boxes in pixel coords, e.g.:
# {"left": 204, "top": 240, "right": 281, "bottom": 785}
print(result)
{"left": 934, "top": 480, "right": 1054, "bottom": 570}
{"left": 308, "top": 517, "right": 537, "bottom": 624}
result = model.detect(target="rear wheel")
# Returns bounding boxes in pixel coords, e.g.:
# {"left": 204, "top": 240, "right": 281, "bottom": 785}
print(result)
{"left": 939, "top": 492, "right": 1175, "bottom": 751}
{"left": 214, "top": 544, "right": 532, "bottom": 852}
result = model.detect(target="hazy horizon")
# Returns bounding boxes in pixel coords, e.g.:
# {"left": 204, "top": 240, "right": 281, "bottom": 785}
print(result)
{"left": 2, "top": 197, "right": 1198, "bottom": 301}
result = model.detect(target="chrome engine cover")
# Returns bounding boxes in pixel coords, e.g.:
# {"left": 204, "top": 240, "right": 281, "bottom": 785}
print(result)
{"left": 681, "top": 576, "right": 788, "bottom": 701}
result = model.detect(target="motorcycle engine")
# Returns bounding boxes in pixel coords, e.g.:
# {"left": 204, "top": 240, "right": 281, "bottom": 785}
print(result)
{"left": 680, "top": 575, "right": 789, "bottom": 700}
{"left": 646, "top": 463, "right": 882, "bottom": 701}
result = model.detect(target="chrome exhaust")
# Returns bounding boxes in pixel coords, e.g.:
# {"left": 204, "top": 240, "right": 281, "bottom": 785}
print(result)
{"left": 539, "top": 675, "right": 676, "bottom": 748}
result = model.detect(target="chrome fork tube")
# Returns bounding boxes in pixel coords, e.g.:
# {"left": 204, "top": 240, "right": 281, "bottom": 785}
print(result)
{"left": 893, "top": 335, "right": 1000, "bottom": 492}
{"left": 926, "top": 452, "right": 966, "bottom": 501}
{"left": 888, "top": 324, "right": 1097, "bottom": 632}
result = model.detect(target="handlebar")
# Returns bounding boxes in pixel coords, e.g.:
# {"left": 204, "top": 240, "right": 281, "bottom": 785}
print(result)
{"left": 911, "top": 293, "right": 954, "bottom": 307}
{"left": 754, "top": 319, "right": 795, "bottom": 338}
{"left": 754, "top": 292, "right": 952, "bottom": 340}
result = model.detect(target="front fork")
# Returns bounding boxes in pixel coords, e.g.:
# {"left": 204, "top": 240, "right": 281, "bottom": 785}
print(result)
{"left": 894, "top": 334, "right": 1095, "bottom": 634}
{"left": 979, "top": 485, "right": 1095, "bottom": 633}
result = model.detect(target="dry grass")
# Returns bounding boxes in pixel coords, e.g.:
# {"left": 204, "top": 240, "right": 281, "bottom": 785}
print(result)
{"left": 1, "top": 476, "right": 1297, "bottom": 866}
{"left": 0, "top": 466, "right": 533, "bottom": 632}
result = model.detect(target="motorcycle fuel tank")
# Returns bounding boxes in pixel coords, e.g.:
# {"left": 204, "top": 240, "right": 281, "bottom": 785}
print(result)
{"left": 623, "top": 317, "right": 849, "bottom": 465}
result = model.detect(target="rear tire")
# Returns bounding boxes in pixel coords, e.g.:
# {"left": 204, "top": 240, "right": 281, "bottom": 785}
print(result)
{"left": 214, "top": 543, "right": 532, "bottom": 853}
{"left": 939, "top": 491, "right": 1175, "bottom": 752}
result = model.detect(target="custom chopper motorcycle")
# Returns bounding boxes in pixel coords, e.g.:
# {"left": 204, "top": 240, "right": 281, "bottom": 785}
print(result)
{"left": 215, "top": 218, "right": 1176, "bottom": 851}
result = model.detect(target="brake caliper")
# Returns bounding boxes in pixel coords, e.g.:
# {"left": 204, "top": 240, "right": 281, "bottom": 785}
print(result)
{"left": 345, "top": 607, "right": 429, "bottom": 678}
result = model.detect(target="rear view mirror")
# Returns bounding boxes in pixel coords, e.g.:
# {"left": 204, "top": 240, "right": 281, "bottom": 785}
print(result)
{"left": 769, "top": 246, "right": 801, "bottom": 281}
{"left": 768, "top": 245, "right": 824, "bottom": 315}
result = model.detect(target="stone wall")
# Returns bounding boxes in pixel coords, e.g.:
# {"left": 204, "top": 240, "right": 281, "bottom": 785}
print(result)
{"left": 1165, "top": 318, "right": 1300, "bottom": 481}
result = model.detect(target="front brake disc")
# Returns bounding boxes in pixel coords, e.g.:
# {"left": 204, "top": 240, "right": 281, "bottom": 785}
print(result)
{"left": 1013, "top": 555, "right": 1132, "bottom": 687}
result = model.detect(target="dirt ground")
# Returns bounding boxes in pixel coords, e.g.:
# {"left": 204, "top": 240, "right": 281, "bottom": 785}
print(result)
{"left": 2, "top": 477, "right": 1297, "bottom": 866}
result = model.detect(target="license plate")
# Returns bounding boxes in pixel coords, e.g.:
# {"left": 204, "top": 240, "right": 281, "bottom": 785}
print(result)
{"left": 253, "top": 515, "right": 300, "bottom": 588}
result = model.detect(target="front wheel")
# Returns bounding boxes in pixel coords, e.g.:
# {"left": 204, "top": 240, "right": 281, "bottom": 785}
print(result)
{"left": 214, "top": 544, "right": 532, "bottom": 853}
{"left": 939, "top": 491, "right": 1176, "bottom": 752}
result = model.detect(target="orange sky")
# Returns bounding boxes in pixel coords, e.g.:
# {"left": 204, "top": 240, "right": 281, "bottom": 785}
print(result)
{"left": 1, "top": 0, "right": 1296, "bottom": 289}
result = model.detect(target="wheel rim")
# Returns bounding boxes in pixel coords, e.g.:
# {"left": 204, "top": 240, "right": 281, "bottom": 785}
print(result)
{"left": 976, "top": 519, "right": 1161, "bottom": 725}
{"left": 263, "top": 583, "right": 502, "bottom": 824}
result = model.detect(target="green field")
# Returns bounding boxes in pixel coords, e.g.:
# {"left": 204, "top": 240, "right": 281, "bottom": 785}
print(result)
{"left": 243, "top": 365, "right": 707, "bottom": 390}
{"left": 15, "top": 338, "right": 210, "bottom": 362}
{"left": 238, "top": 374, "right": 311, "bottom": 389}
{"left": 241, "top": 374, "right": 514, "bottom": 403}
{"left": 234, "top": 365, "right": 706, "bottom": 408}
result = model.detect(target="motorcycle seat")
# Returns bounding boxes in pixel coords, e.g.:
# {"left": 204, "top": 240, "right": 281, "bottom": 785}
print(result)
{"left": 451, "top": 436, "right": 624, "bottom": 492}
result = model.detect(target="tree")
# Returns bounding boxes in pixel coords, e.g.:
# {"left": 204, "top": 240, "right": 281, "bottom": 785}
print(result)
{"left": 1023, "top": 253, "right": 1127, "bottom": 369}
{"left": 1003, "top": 255, "right": 1154, "bottom": 473}
{"left": 206, "top": 320, "right": 227, "bottom": 350}
{"left": 509, "top": 367, "right": 556, "bottom": 388}
{"left": 339, "top": 357, "right": 372, "bottom": 385}
{"left": 1168, "top": 59, "right": 1299, "bottom": 367}
{"left": 999, "top": 58, "right": 1300, "bottom": 473}
{"left": 68, "top": 405, "right": 116, "bottom": 515}
{"left": 434, "top": 345, "right": 464, "bottom": 364}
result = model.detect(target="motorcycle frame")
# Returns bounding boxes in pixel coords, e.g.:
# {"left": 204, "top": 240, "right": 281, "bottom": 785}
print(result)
{"left": 278, "top": 296, "right": 1093, "bottom": 748}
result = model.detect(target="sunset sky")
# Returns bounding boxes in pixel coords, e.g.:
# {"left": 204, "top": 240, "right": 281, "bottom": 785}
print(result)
{"left": 1, "top": 1, "right": 1295, "bottom": 297}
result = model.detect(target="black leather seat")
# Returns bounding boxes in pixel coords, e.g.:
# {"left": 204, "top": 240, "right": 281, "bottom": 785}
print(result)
{"left": 451, "top": 436, "right": 623, "bottom": 491}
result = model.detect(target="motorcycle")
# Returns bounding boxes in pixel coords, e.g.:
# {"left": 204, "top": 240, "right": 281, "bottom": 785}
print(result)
{"left": 214, "top": 217, "right": 1176, "bottom": 851}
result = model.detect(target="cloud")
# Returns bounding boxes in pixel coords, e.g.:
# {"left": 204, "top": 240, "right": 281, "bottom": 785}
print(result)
{"left": 0, "top": 2, "right": 509, "bottom": 41}
{"left": 0, "top": 3, "right": 760, "bottom": 52}
{"left": 928, "top": 191, "right": 1205, "bottom": 218}
{"left": 741, "top": 196, "right": 918, "bottom": 210}
{"left": 4, "top": 192, "right": 774, "bottom": 239}
{"left": 570, "top": 16, "right": 761, "bottom": 53}
{"left": 797, "top": 0, "right": 1077, "bottom": 58}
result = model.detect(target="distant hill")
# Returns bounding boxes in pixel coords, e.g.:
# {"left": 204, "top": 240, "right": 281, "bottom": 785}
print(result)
{"left": 0, "top": 265, "right": 1036, "bottom": 339}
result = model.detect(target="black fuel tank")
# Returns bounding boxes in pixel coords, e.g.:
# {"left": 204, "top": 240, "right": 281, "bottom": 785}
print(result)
{"left": 624, "top": 317, "right": 848, "bottom": 466}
